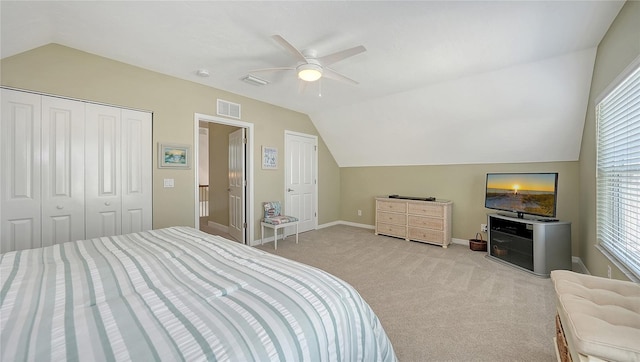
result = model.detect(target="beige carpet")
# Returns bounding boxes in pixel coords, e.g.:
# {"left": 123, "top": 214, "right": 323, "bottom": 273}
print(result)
{"left": 256, "top": 225, "right": 557, "bottom": 362}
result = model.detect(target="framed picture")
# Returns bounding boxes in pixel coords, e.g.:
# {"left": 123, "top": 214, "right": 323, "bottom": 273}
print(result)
{"left": 262, "top": 146, "right": 278, "bottom": 169}
{"left": 158, "top": 143, "right": 191, "bottom": 169}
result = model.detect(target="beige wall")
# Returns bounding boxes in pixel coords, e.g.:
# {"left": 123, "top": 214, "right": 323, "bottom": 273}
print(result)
{"left": 340, "top": 162, "right": 580, "bottom": 250}
{"left": 0, "top": 44, "right": 342, "bottom": 241}
{"left": 578, "top": 1, "right": 640, "bottom": 280}
{"left": 318, "top": 139, "right": 342, "bottom": 225}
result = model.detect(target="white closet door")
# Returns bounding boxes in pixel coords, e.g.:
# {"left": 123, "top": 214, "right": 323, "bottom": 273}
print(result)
{"left": 1, "top": 89, "right": 42, "bottom": 252}
{"left": 85, "top": 103, "right": 122, "bottom": 238}
{"left": 41, "top": 96, "right": 85, "bottom": 246}
{"left": 121, "top": 109, "right": 152, "bottom": 234}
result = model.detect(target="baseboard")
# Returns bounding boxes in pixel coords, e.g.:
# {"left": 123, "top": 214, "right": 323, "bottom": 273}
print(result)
{"left": 207, "top": 221, "right": 229, "bottom": 233}
{"left": 452, "top": 237, "right": 469, "bottom": 246}
{"left": 317, "top": 220, "right": 343, "bottom": 229}
{"left": 317, "top": 220, "right": 374, "bottom": 229}
{"left": 318, "top": 221, "right": 467, "bottom": 243}
{"left": 572, "top": 256, "right": 590, "bottom": 275}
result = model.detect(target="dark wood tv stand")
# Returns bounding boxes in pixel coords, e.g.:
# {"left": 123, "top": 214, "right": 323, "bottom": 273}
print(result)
{"left": 487, "top": 214, "right": 571, "bottom": 277}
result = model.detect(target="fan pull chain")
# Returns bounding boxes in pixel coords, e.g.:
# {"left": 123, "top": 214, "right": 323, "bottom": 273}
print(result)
{"left": 318, "top": 79, "right": 322, "bottom": 97}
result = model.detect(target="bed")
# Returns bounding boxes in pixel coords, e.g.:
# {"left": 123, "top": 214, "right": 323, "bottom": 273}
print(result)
{"left": 0, "top": 227, "right": 396, "bottom": 361}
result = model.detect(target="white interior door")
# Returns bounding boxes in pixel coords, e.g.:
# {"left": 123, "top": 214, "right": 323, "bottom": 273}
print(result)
{"left": 85, "top": 103, "right": 122, "bottom": 238}
{"left": 228, "top": 128, "right": 245, "bottom": 243}
{"left": 1, "top": 89, "right": 42, "bottom": 252}
{"left": 121, "top": 109, "right": 152, "bottom": 234}
{"left": 41, "top": 96, "right": 85, "bottom": 246}
{"left": 285, "top": 131, "right": 317, "bottom": 233}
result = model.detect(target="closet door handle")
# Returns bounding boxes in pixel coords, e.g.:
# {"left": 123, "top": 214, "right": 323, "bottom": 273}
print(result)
{"left": 56, "top": 205, "right": 64, "bottom": 210}
{"left": 287, "top": 188, "right": 295, "bottom": 192}
{"left": 105, "top": 202, "right": 111, "bottom": 206}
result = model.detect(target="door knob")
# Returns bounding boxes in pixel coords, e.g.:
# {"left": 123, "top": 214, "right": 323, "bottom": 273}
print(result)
{"left": 287, "top": 188, "right": 294, "bottom": 192}
{"left": 56, "top": 205, "right": 63, "bottom": 210}
{"left": 105, "top": 202, "right": 111, "bottom": 206}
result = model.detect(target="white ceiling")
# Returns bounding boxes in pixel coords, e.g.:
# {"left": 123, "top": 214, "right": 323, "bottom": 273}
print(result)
{"left": 0, "top": 1, "right": 625, "bottom": 166}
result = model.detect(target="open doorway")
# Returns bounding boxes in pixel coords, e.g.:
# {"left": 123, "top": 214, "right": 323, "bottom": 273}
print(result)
{"left": 194, "top": 113, "right": 254, "bottom": 245}
{"left": 198, "top": 121, "right": 240, "bottom": 241}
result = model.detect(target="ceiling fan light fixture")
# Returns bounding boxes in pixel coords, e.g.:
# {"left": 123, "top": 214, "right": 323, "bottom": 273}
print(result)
{"left": 297, "top": 63, "right": 323, "bottom": 82}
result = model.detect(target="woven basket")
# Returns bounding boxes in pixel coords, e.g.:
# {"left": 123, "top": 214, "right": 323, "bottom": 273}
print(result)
{"left": 469, "top": 233, "right": 487, "bottom": 251}
{"left": 492, "top": 244, "right": 508, "bottom": 256}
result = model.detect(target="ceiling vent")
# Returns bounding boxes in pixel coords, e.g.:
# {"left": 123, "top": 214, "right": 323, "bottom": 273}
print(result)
{"left": 241, "top": 75, "right": 269, "bottom": 86}
{"left": 217, "top": 99, "right": 241, "bottom": 119}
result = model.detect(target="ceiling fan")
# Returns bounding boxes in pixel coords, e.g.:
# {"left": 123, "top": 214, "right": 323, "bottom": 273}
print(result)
{"left": 250, "top": 35, "right": 366, "bottom": 86}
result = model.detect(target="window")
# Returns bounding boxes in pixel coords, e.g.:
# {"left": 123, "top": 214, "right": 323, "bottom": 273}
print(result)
{"left": 596, "top": 63, "right": 640, "bottom": 280}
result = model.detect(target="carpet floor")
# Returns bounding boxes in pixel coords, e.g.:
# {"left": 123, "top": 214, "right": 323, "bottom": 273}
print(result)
{"left": 255, "top": 224, "right": 557, "bottom": 362}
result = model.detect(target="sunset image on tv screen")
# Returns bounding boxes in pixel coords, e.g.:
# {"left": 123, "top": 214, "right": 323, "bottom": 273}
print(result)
{"left": 485, "top": 173, "right": 557, "bottom": 217}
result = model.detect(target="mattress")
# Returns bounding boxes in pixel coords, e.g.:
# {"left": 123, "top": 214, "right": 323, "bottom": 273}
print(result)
{"left": 0, "top": 227, "right": 396, "bottom": 361}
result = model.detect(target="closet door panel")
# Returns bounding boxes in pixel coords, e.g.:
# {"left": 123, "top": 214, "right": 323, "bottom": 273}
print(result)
{"left": 121, "top": 109, "right": 152, "bottom": 234}
{"left": 94, "top": 211, "right": 119, "bottom": 237}
{"left": 5, "top": 219, "right": 39, "bottom": 252}
{"left": 1, "top": 89, "right": 42, "bottom": 252}
{"left": 41, "top": 96, "right": 85, "bottom": 246}
{"left": 85, "top": 104, "right": 121, "bottom": 239}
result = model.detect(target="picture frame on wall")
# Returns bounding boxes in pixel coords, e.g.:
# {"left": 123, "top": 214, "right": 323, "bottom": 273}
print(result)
{"left": 159, "top": 143, "right": 191, "bottom": 169}
{"left": 262, "top": 146, "right": 278, "bottom": 169}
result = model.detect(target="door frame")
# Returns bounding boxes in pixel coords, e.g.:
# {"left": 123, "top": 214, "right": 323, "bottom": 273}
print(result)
{"left": 193, "top": 113, "right": 254, "bottom": 245}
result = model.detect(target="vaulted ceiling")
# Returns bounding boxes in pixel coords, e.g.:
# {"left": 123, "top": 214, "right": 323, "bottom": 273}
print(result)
{"left": 0, "top": 1, "right": 625, "bottom": 166}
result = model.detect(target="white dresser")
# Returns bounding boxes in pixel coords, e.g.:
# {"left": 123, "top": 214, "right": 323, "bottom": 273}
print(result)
{"left": 375, "top": 197, "right": 452, "bottom": 248}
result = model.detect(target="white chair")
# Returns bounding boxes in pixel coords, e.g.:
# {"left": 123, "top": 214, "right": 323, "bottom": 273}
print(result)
{"left": 260, "top": 201, "right": 299, "bottom": 250}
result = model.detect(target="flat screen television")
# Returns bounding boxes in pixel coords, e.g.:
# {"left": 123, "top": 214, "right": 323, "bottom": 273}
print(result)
{"left": 484, "top": 172, "right": 558, "bottom": 218}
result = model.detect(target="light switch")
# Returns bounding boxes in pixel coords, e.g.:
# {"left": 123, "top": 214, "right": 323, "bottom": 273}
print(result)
{"left": 163, "top": 178, "right": 174, "bottom": 188}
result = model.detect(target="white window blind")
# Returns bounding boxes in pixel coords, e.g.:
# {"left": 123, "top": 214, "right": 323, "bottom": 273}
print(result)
{"left": 596, "top": 64, "right": 640, "bottom": 279}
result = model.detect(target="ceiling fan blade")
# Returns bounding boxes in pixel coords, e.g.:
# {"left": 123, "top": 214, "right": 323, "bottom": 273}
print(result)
{"left": 249, "top": 67, "right": 295, "bottom": 73}
{"left": 272, "top": 35, "right": 307, "bottom": 63}
{"left": 318, "top": 45, "right": 366, "bottom": 66}
{"left": 323, "top": 67, "right": 359, "bottom": 85}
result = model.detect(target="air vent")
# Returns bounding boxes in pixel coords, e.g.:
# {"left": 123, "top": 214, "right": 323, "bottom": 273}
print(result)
{"left": 241, "top": 75, "right": 269, "bottom": 86}
{"left": 217, "top": 99, "right": 241, "bottom": 119}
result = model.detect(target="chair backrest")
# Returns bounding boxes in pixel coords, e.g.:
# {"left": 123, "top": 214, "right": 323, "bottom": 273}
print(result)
{"left": 263, "top": 201, "right": 282, "bottom": 219}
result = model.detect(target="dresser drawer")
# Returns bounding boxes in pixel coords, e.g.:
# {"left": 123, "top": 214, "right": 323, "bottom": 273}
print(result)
{"left": 375, "top": 197, "right": 452, "bottom": 248}
{"left": 408, "top": 215, "right": 443, "bottom": 230}
{"left": 377, "top": 223, "right": 407, "bottom": 238}
{"left": 408, "top": 202, "right": 443, "bottom": 217}
{"left": 377, "top": 211, "right": 406, "bottom": 225}
{"left": 408, "top": 227, "right": 445, "bottom": 243}
{"left": 377, "top": 200, "right": 407, "bottom": 213}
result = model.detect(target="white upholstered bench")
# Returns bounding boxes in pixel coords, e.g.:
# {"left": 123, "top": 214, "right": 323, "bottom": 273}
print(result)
{"left": 551, "top": 270, "right": 640, "bottom": 362}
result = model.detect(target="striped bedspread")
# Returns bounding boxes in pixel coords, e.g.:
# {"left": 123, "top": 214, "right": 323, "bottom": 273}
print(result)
{"left": 1, "top": 227, "right": 396, "bottom": 361}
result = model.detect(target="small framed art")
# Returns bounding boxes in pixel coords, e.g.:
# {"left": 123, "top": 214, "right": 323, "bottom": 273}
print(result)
{"left": 159, "top": 143, "right": 191, "bottom": 169}
{"left": 262, "top": 146, "right": 278, "bottom": 169}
